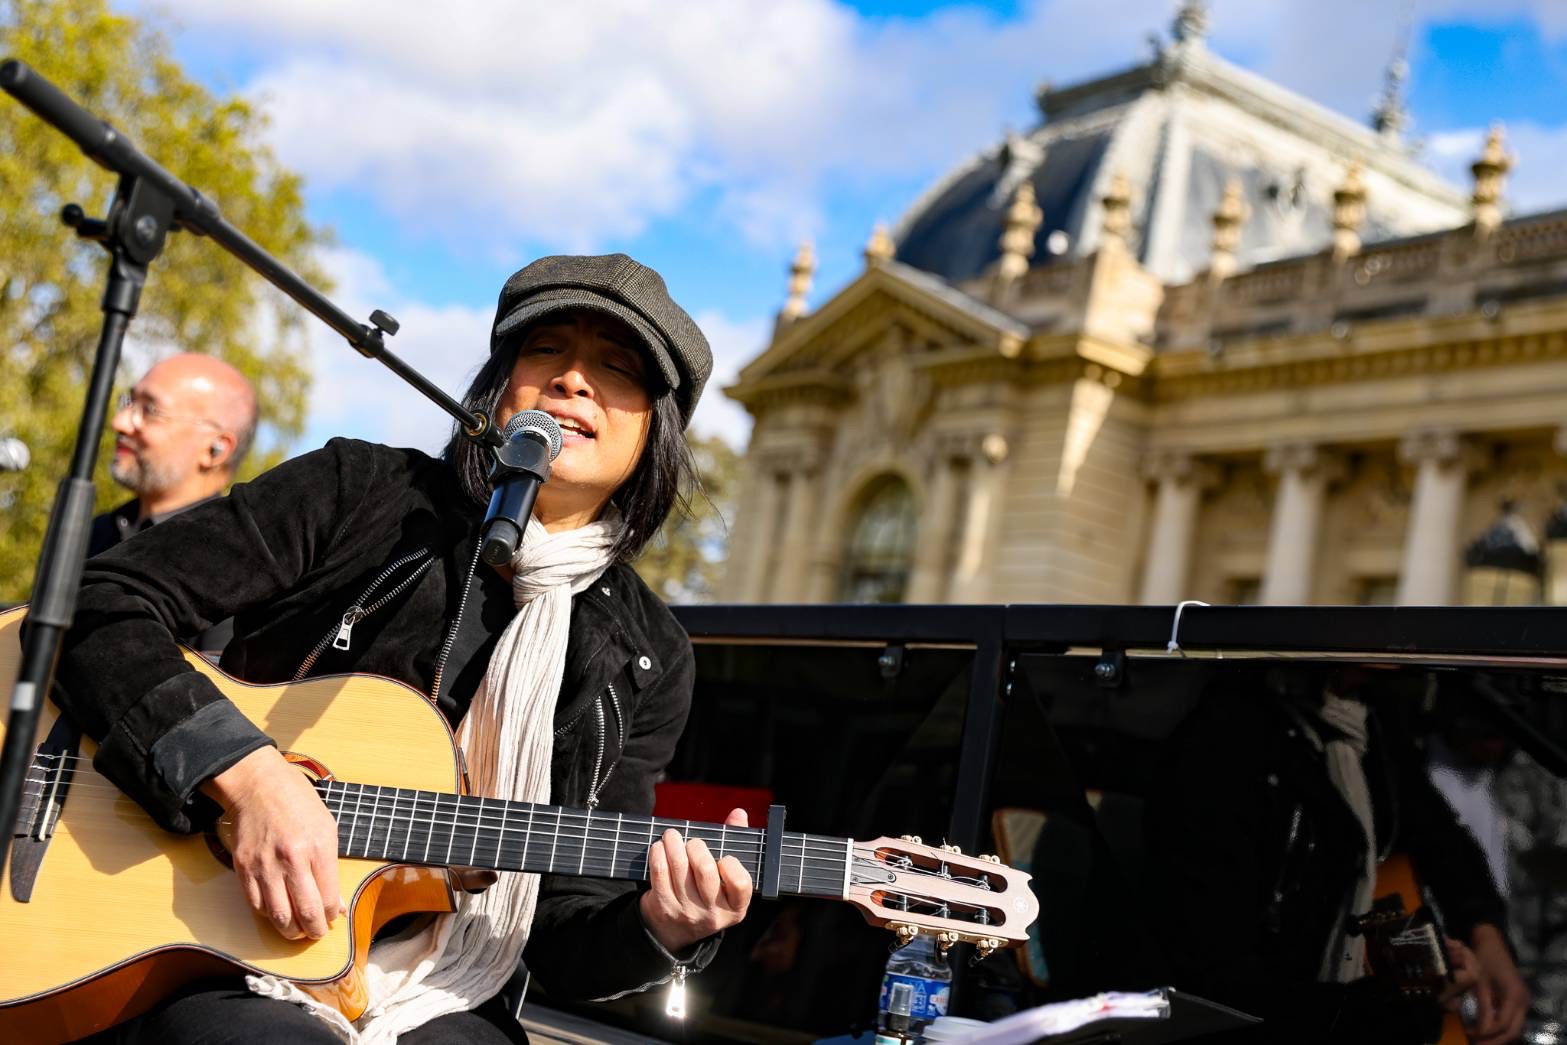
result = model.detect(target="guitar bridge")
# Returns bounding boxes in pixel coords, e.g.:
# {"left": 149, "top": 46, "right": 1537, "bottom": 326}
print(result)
{"left": 9, "top": 716, "right": 81, "bottom": 903}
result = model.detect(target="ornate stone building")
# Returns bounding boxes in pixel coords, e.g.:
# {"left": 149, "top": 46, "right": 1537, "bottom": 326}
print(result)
{"left": 720, "top": 6, "right": 1567, "bottom": 607}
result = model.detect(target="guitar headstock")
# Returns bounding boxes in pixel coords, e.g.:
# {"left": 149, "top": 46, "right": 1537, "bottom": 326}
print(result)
{"left": 844, "top": 835, "right": 1038, "bottom": 959}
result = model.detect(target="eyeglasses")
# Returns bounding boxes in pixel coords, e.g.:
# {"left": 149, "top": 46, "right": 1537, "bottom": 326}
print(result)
{"left": 115, "top": 392, "right": 224, "bottom": 432}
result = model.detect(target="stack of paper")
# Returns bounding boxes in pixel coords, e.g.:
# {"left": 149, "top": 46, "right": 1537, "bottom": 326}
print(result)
{"left": 952, "top": 989, "right": 1169, "bottom": 1044}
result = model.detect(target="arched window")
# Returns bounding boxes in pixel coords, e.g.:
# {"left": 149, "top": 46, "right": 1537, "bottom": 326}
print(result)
{"left": 838, "top": 475, "right": 917, "bottom": 603}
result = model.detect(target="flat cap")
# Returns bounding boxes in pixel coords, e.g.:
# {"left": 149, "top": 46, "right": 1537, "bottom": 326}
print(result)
{"left": 490, "top": 254, "right": 712, "bottom": 428}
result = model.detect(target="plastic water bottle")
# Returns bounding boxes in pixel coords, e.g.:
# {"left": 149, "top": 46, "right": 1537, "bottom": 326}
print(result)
{"left": 876, "top": 934, "right": 951, "bottom": 1041}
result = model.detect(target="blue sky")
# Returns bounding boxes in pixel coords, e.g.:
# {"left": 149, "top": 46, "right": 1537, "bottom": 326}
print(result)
{"left": 113, "top": 0, "right": 1567, "bottom": 456}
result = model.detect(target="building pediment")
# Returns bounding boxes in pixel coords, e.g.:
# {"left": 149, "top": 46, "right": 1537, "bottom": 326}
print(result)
{"left": 727, "top": 261, "right": 1027, "bottom": 412}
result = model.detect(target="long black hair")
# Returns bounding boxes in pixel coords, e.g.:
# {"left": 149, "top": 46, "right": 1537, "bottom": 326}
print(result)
{"left": 441, "top": 331, "right": 696, "bottom": 563}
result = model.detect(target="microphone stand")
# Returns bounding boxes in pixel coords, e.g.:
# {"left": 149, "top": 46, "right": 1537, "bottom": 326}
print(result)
{"left": 0, "top": 58, "right": 505, "bottom": 877}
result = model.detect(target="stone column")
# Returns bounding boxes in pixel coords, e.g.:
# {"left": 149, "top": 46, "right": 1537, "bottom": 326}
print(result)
{"left": 1138, "top": 451, "right": 1218, "bottom": 605}
{"left": 949, "top": 434, "right": 1010, "bottom": 603}
{"left": 907, "top": 450, "right": 961, "bottom": 603}
{"left": 1260, "top": 443, "right": 1341, "bottom": 606}
{"left": 1396, "top": 431, "right": 1474, "bottom": 605}
{"left": 770, "top": 460, "right": 822, "bottom": 604}
{"left": 737, "top": 464, "right": 785, "bottom": 603}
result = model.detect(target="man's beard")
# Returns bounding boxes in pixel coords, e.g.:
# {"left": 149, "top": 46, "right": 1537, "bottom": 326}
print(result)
{"left": 110, "top": 450, "right": 184, "bottom": 496}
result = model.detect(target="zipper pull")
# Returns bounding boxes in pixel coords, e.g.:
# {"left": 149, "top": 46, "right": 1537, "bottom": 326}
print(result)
{"left": 665, "top": 965, "right": 687, "bottom": 1019}
{"left": 333, "top": 608, "right": 365, "bottom": 651}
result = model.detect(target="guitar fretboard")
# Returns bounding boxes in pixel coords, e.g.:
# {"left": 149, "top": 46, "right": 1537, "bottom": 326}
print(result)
{"left": 315, "top": 780, "right": 850, "bottom": 899}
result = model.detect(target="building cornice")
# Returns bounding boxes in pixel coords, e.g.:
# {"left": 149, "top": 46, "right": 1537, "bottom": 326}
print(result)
{"left": 1154, "top": 300, "right": 1567, "bottom": 402}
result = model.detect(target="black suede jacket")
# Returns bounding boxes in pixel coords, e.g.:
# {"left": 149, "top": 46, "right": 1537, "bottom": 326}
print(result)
{"left": 52, "top": 438, "right": 713, "bottom": 1003}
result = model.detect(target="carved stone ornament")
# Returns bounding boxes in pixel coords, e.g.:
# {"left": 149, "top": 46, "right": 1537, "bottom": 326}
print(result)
{"left": 849, "top": 335, "right": 934, "bottom": 451}
{"left": 1332, "top": 162, "right": 1367, "bottom": 261}
{"left": 864, "top": 223, "right": 896, "bottom": 267}
{"left": 980, "top": 432, "right": 1010, "bottom": 465}
{"left": 992, "top": 181, "right": 1044, "bottom": 302}
{"left": 1264, "top": 442, "right": 1345, "bottom": 483}
{"left": 1142, "top": 449, "right": 1220, "bottom": 488}
{"left": 1101, "top": 170, "right": 1134, "bottom": 246}
{"left": 1210, "top": 178, "right": 1248, "bottom": 279}
{"left": 1471, "top": 125, "right": 1512, "bottom": 238}
{"left": 1399, "top": 429, "right": 1479, "bottom": 472}
{"left": 777, "top": 241, "right": 816, "bottom": 325}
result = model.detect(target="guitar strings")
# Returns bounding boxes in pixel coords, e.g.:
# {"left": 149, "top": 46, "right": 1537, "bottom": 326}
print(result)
{"left": 18, "top": 789, "right": 1005, "bottom": 919}
{"left": 21, "top": 764, "right": 1003, "bottom": 885}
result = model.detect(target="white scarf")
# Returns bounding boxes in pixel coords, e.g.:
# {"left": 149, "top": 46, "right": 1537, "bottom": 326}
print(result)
{"left": 1293, "top": 692, "right": 1377, "bottom": 984}
{"left": 249, "top": 513, "right": 620, "bottom": 1041}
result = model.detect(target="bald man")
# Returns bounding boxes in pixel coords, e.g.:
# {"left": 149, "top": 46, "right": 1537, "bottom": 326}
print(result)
{"left": 89, "top": 355, "right": 258, "bottom": 652}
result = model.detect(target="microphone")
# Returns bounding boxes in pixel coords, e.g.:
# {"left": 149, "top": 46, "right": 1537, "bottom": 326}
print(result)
{"left": 479, "top": 410, "right": 563, "bottom": 567}
{"left": 0, "top": 437, "right": 28, "bottom": 472}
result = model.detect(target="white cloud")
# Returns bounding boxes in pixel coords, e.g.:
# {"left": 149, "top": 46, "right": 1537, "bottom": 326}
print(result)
{"left": 136, "top": 0, "right": 1567, "bottom": 257}
{"left": 142, "top": 0, "right": 1239, "bottom": 252}
{"left": 690, "top": 310, "right": 770, "bottom": 446}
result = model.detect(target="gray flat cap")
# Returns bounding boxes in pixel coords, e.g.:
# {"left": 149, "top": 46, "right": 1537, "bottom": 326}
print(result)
{"left": 490, "top": 254, "right": 712, "bottom": 428}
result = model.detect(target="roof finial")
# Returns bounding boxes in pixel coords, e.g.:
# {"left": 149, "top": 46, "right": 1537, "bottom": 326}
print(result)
{"left": 1209, "top": 178, "right": 1247, "bottom": 280}
{"left": 1171, "top": 1, "right": 1209, "bottom": 46}
{"left": 864, "top": 222, "right": 895, "bottom": 267}
{"left": 991, "top": 181, "right": 1043, "bottom": 305}
{"left": 1332, "top": 161, "right": 1368, "bottom": 262}
{"left": 1370, "top": 17, "right": 1411, "bottom": 140}
{"left": 777, "top": 241, "right": 815, "bottom": 329}
{"left": 1471, "top": 124, "right": 1512, "bottom": 240}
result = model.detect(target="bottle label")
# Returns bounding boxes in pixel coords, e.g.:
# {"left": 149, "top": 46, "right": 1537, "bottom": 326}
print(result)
{"left": 879, "top": 974, "right": 950, "bottom": 1021}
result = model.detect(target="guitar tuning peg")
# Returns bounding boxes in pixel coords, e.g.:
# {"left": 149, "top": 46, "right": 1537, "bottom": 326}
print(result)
{"left": 939, "top": 844, "right": 962, "bottom": 854}
{"left": 899, "top": 834, "right": 923, "bottom": 845}
{"left": 980, "top": 853, "right": 1001, "bottom": 863}
{"left": 975, "top": 936, "right": 1002, "bottom": 960}
{"left": 935, "top": 931, "right": 959, "bottom": 955}
{"left": 893, "top": 923, "right": 919, "bottom": 947}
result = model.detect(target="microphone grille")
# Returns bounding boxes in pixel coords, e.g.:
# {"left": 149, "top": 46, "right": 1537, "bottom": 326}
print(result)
{"left": 502, "top": 410, "right": 563, "bottom": 460}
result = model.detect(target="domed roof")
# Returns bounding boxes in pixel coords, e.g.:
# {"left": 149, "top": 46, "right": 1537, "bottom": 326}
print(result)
{"left": 892, "top": 39, "right": 1469, "bottom": 288}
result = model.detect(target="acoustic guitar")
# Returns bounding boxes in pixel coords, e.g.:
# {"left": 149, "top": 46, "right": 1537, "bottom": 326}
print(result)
{"left": 0, "top": 606, "right": 1037, "bottom": 1042}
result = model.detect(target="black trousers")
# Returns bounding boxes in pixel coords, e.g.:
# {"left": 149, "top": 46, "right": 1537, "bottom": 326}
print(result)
{"left": 81, "top": 981, "right": 528, "bottom": 1044}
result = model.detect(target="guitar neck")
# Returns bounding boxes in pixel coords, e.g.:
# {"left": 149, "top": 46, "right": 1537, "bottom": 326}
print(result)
{"left": 315, "top": 780, "right": 851, "bottom": 899}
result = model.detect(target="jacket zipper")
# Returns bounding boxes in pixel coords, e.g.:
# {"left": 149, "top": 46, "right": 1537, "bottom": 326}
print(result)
{"left": 292, "top": 549, "right": 436, "bottom": 681}
{"left": 567, "top": 681, "right": 626, "bottom": 811}
{"left": 429, "top": 540, "right": 484, "bottom": 703}
{"left": 586, "top": 699, "right": 607, "bottom": 809}
{"left": 598, "top": 683, "right": 624, "bottom": 795}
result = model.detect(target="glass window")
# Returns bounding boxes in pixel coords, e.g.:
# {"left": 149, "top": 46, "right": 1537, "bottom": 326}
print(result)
{"left": 838, "top": 475, "right": 917, "bottom": 603}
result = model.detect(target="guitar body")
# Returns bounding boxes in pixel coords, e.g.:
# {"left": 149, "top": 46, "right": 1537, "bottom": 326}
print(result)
{"left": 0, "top": 606, "right": 461, "bottom": 1042}
{"left": 1372, "top": 853, "right": 1466, "bottom": 1045}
